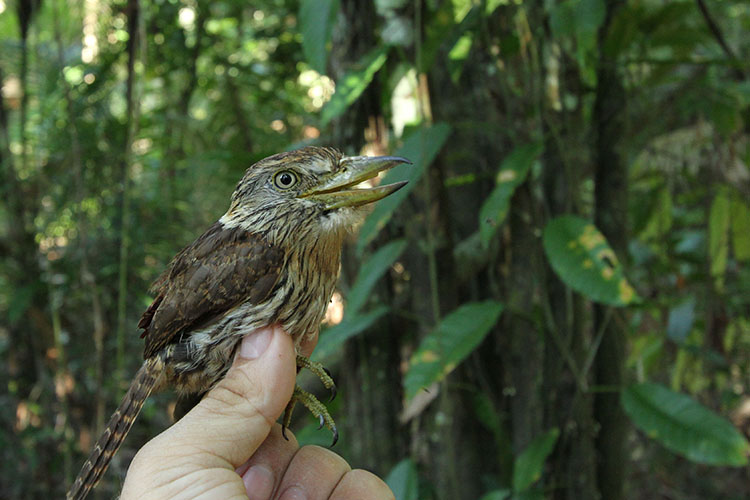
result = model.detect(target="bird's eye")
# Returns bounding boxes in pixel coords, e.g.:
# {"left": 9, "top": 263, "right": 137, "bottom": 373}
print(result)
{"left": 273, "top": 170, "right": 298, "bottom": 190}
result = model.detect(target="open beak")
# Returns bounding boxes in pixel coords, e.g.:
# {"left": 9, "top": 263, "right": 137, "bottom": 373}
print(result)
{"left": 298, "top": 155, "right": 411, "bottom": 210}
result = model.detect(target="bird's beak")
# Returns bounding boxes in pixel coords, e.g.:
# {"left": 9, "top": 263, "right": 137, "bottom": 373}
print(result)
{"left": 298, "top": 155, "right": 411, "bottom": 210}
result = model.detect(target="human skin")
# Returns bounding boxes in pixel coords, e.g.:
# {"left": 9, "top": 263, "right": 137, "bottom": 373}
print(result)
{"left": 120, "top": 326, "right": 394, "bottom": 500}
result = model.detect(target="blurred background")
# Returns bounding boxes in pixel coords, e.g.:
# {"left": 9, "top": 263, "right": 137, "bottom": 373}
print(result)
{"left": 1, "top": 0, "right": 750, "bottom": 498}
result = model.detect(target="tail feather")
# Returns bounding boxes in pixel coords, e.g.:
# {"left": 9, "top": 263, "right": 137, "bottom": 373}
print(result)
{"left": 67, "top": 358, "right": 161, "bottom": 500}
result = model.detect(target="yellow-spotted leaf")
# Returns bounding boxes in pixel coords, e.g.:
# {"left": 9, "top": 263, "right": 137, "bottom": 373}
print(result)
{"left": 542, "top": 215, "right": 639, "bottom": 306}
{"left": 404, "top": 301, "right": 503, "bottom": 401}
{"left": 622, "top": 383, "right": 750, "bottom": 466}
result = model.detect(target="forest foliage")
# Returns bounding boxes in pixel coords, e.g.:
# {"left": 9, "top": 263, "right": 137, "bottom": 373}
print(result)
{"left": 1, "top": 0, "right": 750, "bottom": 499}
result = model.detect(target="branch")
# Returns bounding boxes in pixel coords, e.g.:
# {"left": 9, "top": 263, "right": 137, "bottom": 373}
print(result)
{"left": 695, "top": 0, "right": 746, "bottom": 80}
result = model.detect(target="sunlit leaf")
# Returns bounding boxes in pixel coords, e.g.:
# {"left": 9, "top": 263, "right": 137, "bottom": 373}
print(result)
{"left": 347, "top": 239, "right": 406, "bottom": 315}
{"left": 320, "top": 46, "right": 388, "bottom": 126}
{"left": 542, "top": 215, "right": 639, "bottom": 306}
{"left": 299, "top": 0, "right": 338, "bottom": 74}
{"left": 513, "top": 428, "right": 560, "bottom": 492}
{"left": 404, "top": 301, "right": 503, "bottom": 401}
{"left": 730, "top": 193, "right": 750, "bottom": 262}
{"left": 622, "top": 383, "right": 750, "bottom": 466}
{"left": 313, "top": 306, "right": 389, "bottom": 361}
{"left": 385, "top": 459, "right": 419, "bottom": 500}
{"left": 709, "top": 189, "right": 730, "bottom": 289}
{"left": 447, "top": 33, "right": 473, "bottom": 82}
{"left": 356, "top": 123, "right": 451, "bottom": 254}
{"left": 666, "top": 298, "right": 695, "bottom": 344}
{"left": 479, "top": 141, "right": 542, "bottom": 247}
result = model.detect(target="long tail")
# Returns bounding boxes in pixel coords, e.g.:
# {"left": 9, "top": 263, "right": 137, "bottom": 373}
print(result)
{"left": 67, "top": 357, "right": 161, "bottom": 500}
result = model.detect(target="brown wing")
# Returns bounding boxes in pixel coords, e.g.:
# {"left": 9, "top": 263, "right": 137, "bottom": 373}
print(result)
{"left": 138, "top": 221, "right": 284, "bottom": 359}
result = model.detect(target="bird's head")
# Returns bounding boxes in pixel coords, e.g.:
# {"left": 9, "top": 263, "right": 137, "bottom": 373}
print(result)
{"left": 220, "top": 147, "right": 409, "bottom": 246}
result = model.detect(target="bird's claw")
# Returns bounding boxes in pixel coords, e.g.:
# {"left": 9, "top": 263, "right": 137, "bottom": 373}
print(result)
{"left": 282, "top": 356, "right": 339, "bottom": 445}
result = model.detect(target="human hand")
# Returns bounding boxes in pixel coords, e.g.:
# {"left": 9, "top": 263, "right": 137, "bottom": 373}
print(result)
{"left": 120, "top": 325, "right": 394, "bottom": 500}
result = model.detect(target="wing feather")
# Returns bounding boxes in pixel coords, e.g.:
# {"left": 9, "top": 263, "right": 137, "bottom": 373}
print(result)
{"left": 139, "top": 222, "right": 283, "bottom": 359}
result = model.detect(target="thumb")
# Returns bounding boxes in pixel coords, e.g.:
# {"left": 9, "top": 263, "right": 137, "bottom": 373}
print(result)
{"left": 157, "top": 325, "right": 296, "bottom": 468}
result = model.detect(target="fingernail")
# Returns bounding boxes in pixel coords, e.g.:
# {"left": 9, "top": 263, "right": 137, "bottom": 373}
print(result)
{"left": 239, "top": 327, "right": 273, "bottom": 360}
{"left": 242, "top": 464, "right": 274, "bottom": 500}
{"left": 279, "top": 486, "right": 307, "bottom": 500}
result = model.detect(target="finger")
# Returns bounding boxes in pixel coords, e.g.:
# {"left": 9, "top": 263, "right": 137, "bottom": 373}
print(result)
{"left": 131, "top": 326, "right": 295, "bottom": 473}
{"left": 298, "top": 330, "right": 319, "bottom": 359}
{"left": 273, "top": 445, "right": 350, "bottom": 500}
{"left": 236, "top": 425, "right": 299, "bottom": 500}
{"left": 330, "top": 470, "right": 395, "bottom": 500}
{"left": 179, "top": 325, "right": 297, "bottom": 467}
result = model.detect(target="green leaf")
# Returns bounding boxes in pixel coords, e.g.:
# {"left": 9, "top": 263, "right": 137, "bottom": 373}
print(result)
{"left": 295, "top": 421, "right": 336, "bottom": 448}
{"left": 639, "top": 186, "right": 672, "bottom": 240}
{"left": 573, "top": 0, "right": 605, "bottom": 54}
{"left": 666, "top": 298, "right": 695, "bottom": 344}
{"left": 730, "top": 193, "right": 750, "bottom": 262}
{"left": 320, "top": 46, "right": 388, "bottom": 126}
{"left": 312, "top": 306, "right": 389, "bottom": 361}
{"left": 622, "top": 383, "right": 750, "bottom": 466}
{"left": 709, "top": 189, "right": 730, "bottom": 289}
{"left": 447, "top": 32, "right": 474, "bottom": 83}
{"left": 404, "top": 301, "right": 503, "bottom": 401}
{"left": 512, "top": 428, "right": 559, "bottom": 493}
{"left": 479, "top": 142, "right": 543, "bottom": 247}
{"left": 542, "top": 215, "right": 639, "bottom": 306}
{"left": 347, "top": 239, "right": 407, "bottom": 315}
{"left": 356, "top": 123, "right": 451, "bottom": 254}
{"left": 385, "top": 459, "right": 419, "bottom": 500}
{"left": 298, "top": 0, "right": 338, "bottom": 74}
{"left": 8, "top": 285, "right": 34, "bottom": 325}
{"left": 479, "top": 490, "right": 511, "bottom": 500}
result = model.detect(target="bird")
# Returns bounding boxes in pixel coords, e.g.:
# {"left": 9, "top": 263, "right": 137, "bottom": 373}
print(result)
{"left": 66, "top": 146, "right": 410, "bottom": 500}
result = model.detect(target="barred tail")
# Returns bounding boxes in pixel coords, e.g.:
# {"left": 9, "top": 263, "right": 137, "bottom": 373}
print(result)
{"left": 67, "top": 357, "right": 161, "bottom": 500}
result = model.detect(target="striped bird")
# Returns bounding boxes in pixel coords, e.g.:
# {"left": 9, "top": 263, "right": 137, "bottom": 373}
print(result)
{"left": 67, "top": 147, "right": 409, "bottom": 499}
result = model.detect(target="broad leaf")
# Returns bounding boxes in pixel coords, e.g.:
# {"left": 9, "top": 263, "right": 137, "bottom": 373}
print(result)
{"left": 385, "top": 459, "right": 419, "bottom": 500}
{"left": 8, "top": 284, "right": 34, "bottom": 324}
{"left": 479, "top": 141, "right": 542, "bottom": 247}
{"left": 299, "top": 0, "right": 338, "bottom": 74}
{"left": 622, "top": 383, "right": 750, "bottom": 466}
{"left": 543, "top": 215, "right": 638, "bottom": 306}
{"left": 730, "top": 193, "right": 750, "bottom": 261}
{"left": 513, "top": 428, "right": 560, "bottom": 493}
{"left": 313, "top": 306, "right": 388, "bottom": 361}
{"left": 709, "top": 189, "right": 730, "bottom": 289}
{"left": 356, "top": 123, "right": 451, "bottom": 254}
{"left": 666, "top": 298, "right": 695, "bottom": 344}
{"left": 479, "top": 491, "right": 511, "bottom": 500}
{"left": 639, "top": 186, "right": 672, "bottom": 240}
{"left": 347, "top": 239, "right": 406, "bottom": 315}
{"left": 321, "top": 46, "right": 388, "bottom": 126}
{"left": 404, "top": 301, "right": 503, "bottom": 401}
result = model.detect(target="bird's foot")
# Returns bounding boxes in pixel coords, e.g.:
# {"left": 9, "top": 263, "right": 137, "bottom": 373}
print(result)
{"left": 295, "top": 355, "right": 336, "bottom": 401}
{"left": 281, "top": 356, "right": 338, "bottom": 446}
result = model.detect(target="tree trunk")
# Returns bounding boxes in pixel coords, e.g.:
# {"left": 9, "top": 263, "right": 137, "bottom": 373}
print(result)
{"left": 593, "top": 2, "right": 628, "bottom": 499}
